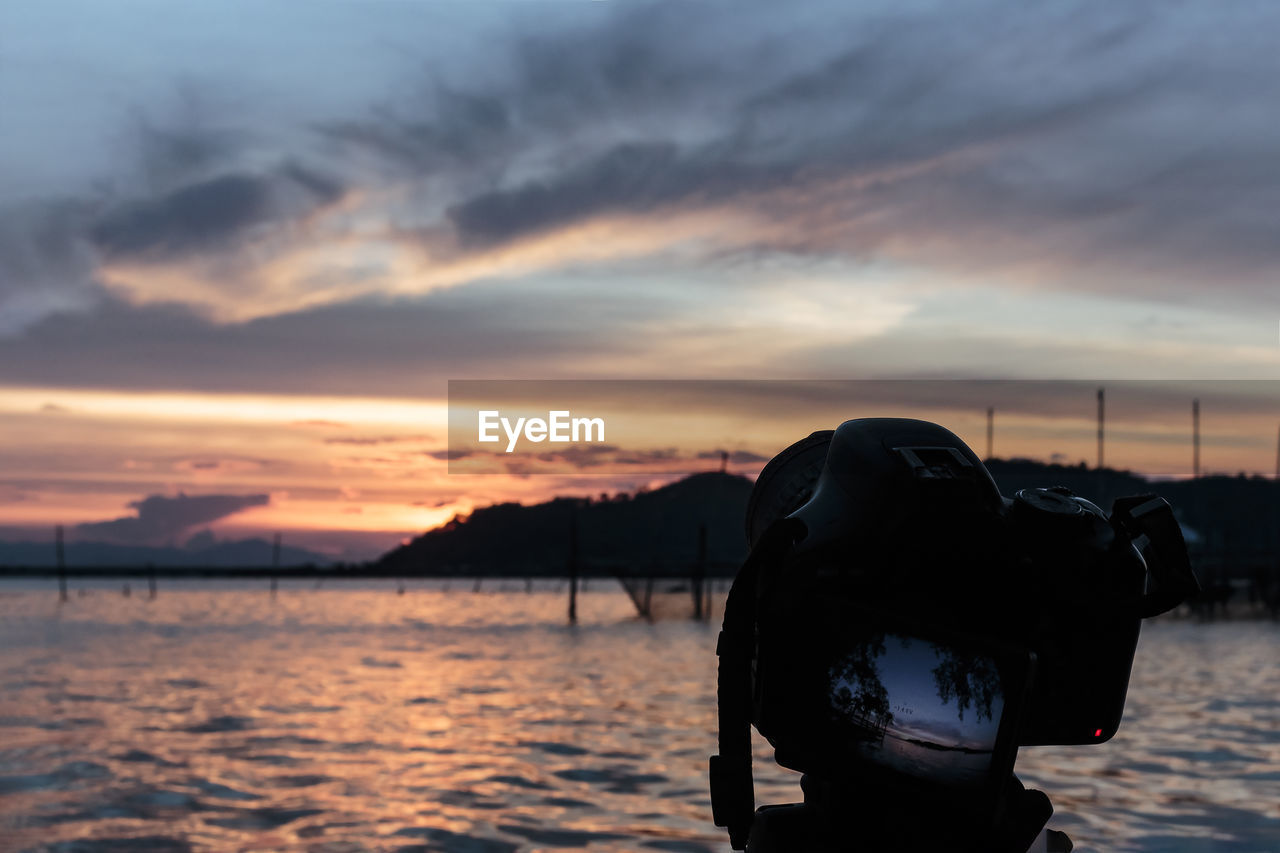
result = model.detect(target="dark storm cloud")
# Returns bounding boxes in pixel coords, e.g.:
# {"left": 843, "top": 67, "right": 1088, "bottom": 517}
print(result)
{"left": 325, "top": 0, "right": 1280, "bottom": 303}
{"left": 91, "top": 173, "right": 272, "bottom": 258}
{"left": 446, "top": 141, "right": 781, "bottom": 246}
{"left": 91, "top": 96, "right": 344, "bottom": 262}
{"left": 75, "top": 492, "right": 269, "bottom": 545}
{"left": 434, "top": 6, "right": 1153, "bottom": 249}
{"left": 90, "top": 165, "right": 344, "bottom": 260}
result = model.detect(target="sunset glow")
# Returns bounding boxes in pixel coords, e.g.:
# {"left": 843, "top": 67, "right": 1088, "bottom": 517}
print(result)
{"left": 4, "top": 0, "right": 1280, "bottom": 561}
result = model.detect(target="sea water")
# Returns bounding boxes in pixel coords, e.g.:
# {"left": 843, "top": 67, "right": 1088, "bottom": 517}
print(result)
{"left": 0, "top": 581, "right": 1276, "bottom": 852}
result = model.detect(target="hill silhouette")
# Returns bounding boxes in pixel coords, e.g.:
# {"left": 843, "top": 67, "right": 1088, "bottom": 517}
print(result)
{"left": 984, "top": 459, "right": 1280, "bottom": 566}
{"left": 379, "top": 460, "right": 1280, "bottom": 581}
{"left": 377, "top": 472, "right": 753, "bottom": 576}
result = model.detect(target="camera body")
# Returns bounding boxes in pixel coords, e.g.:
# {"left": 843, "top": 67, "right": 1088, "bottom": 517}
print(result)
{"left": 713, "top": 418, "right": 1198, "bottom": 849}
{"left": 759, "top": 418, "right": 1149, "bottom": 757}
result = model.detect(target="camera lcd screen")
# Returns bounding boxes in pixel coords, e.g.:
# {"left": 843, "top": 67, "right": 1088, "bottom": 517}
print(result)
{"left": 822, "top": 630, "right": 1028, "bottom": 791}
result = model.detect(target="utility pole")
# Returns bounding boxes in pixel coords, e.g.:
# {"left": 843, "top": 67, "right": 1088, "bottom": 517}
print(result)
{"left": 986, "top": 407, "right": 994, "bottom": 460}
{"left": 1187, "top": 399, "right": 1198, "bottom": 479}
{"left": 1096, "top": 388, "right": 1105, "bottom": 470}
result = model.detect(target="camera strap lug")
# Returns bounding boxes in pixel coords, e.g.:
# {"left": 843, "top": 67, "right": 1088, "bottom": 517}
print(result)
{"left": 1111, "top": 495, "right": 1201, "bottom": 617}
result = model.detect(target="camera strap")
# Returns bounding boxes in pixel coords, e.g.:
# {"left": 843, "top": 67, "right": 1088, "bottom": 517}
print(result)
{"left": 1110, "top": 494, "right": 1201, "bottom": 618}
{"left": 712, "top": 517, "right": 805, "bottom": 850}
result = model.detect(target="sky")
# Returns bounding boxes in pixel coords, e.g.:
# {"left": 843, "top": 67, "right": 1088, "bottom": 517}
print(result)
{"left": 3, "top": 0, "right": 1280, "bottom": 559}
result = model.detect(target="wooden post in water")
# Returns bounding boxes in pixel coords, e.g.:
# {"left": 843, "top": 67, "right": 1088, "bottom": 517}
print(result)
{"left": 270, "top": 532, "right": 281, "bottom": 597}
{"left": 55, "top": 525, "right": 68, "bottom": 603}
{"left": 567, "top": 505, "right": 579, "bottom": 623}
{"left": 148, "top": 567, "right": 157, "bottom": 600}
{"left": 693, "top": 523, "right": 707, "bottom": 620}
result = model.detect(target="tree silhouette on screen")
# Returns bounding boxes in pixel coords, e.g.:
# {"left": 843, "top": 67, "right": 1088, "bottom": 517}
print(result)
{"left": 828, "top": 633, "right": 894, "bottom": 734}
{"left": 828, "top": 636, "right": 1002, "bottom": 731}
{"left": 931, "top": 650, "right": 1000, "bottom": 723}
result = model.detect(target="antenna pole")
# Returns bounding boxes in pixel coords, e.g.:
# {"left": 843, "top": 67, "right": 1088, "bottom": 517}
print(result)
{"left": 1192, "top": 399, "right": 1201, "bottom": 479}
{"left": 1096, "top": 388, "right": 1105, "bottom": 470}
{"left": 986, "top": 407, "right": 994, "bottom": 460}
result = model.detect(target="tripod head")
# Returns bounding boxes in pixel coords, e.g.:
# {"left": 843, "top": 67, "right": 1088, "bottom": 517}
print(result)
{"left": 744, "top": 773, "right": 1071, "bottom": 853}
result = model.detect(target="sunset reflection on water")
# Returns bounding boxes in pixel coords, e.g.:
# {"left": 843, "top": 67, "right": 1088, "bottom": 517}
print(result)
{"left": 0, "top": 582, "right": 1276, "bottom": 852}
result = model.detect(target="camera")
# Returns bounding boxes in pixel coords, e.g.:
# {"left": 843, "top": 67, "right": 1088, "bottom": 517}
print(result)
{"left": 711, "top": 418, "right": 1199, "bottom": 850}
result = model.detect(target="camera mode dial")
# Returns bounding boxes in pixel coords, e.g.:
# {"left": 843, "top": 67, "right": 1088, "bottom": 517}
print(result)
{"left": 1012, "top": 487, "right": 1087, "bottom": 519}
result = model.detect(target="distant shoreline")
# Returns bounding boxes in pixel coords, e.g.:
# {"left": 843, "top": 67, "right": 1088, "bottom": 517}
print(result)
{"left": 0, "top": 566, "right": 726, "bottom": 580}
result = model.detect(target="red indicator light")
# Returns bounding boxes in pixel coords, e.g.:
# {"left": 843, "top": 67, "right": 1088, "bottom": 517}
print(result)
{"left": 1094, "top": 728, "right": 1103, "bottom": 738}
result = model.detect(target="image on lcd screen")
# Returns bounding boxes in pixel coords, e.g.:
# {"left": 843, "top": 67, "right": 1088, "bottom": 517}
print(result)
{"left": 827, "top": 633, "right": 1006, "bottom": 787}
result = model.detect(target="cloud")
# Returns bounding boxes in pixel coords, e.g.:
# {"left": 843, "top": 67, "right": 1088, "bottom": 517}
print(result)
{"left": 291, "top": 419, "right": 350, "bottom": 429}
{"left": 1, "top": 87, "right": 349, "bottom": 331}
{"left": 697, "top": 449, "right": 771, "bottom": 464}
{"left": 0, "top": 199, "right": 102, "bottom": 335}
{"left": 446, "top": 141, "right": 772, "bottom": 247}
{"left": 374, "top": 1, "right": 1280, "bottom": 305}
{"left": 411, "top": 497, "right": 457, "bottom": 508}
{"left": 325, "top": 434, "right": 434, "bottom": 446}
{"left": 446, "top": 444, "right": 757, "bottom": 475}
{"left": 170, "top": 456, "right": 275, "bottom": 474}
{"left": 0, "top": 281, "right": 663, "bottom": 393}
{"left": 0, "top": 270, "right": 1276, "bottom": 401}
{"left": 427, "top": 449, "right": 473, "bottom": 461}
{"left": 5, "top": 0, "right": 1280, "bottom": 341}
{"left": 75, "top": 492, "right": 269, "bottom": 545}
{"left": 91, "top": 170, "right": 332, "bottom": 260}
